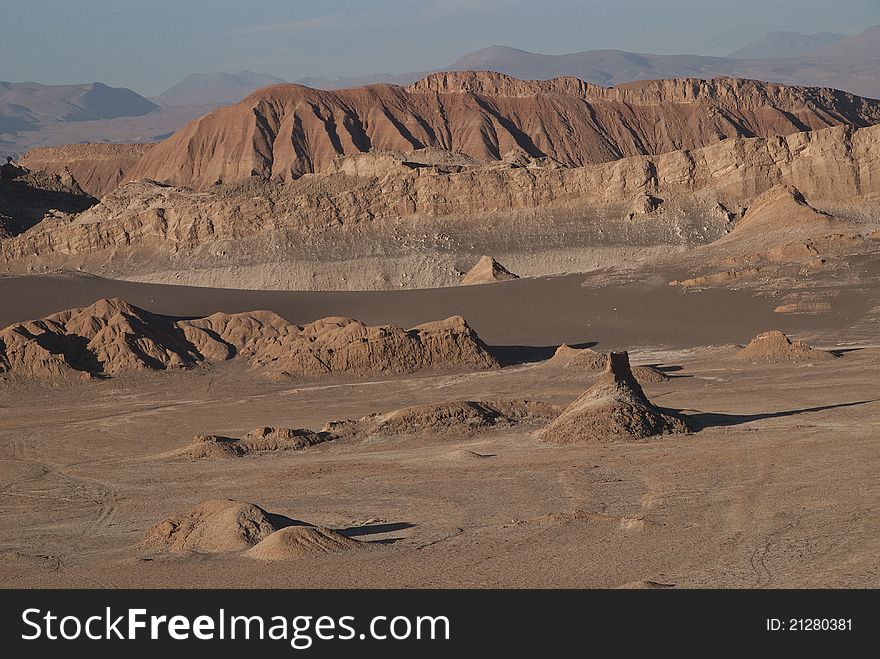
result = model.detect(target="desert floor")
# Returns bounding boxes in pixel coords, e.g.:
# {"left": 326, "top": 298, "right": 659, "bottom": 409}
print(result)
{"left": 1, "top": 270, "right": 879, "bottom": 587}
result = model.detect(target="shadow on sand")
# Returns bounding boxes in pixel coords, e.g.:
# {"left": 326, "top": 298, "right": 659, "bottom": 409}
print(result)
{"left": 489, "top": 342, "right": 597, "bottom": 367}
{"left": 678, "top": 400, "right": 877, "bottom": 431}
{"left": 338, "top": 521, "right": 415, "bottom": 545}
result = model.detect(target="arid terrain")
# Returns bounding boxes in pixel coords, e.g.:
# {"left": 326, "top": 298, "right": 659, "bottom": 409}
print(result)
{"left": 2, "top": 66, "right": 880, "bottom": 588}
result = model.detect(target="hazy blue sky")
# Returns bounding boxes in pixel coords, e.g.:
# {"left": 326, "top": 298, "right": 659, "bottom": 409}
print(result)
{"left": 1, "top": 0, "right": 878, "bottom": 95}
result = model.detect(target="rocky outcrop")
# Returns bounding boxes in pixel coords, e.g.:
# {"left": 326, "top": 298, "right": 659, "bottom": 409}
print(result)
{"left": 128, "top": 72, "right": 880, "bottom": 190}
{"left": 539, "top": 352, "right": 689, "bottom": 444}
{"left": 325, "top": 400, "right": 562, "bottom": 438}
{"left": 169, "top": 428, "right": 335, "bottom": 460}
{"left": 736, "top": 331, "right": 836, "bottom": 362}
{"left": 0, "top": 298, "right": 499, "bottom": 379}
{"left": 547, "top": 344, "right": 670, "bottom": 383}
{"left": 0, "top": 168, "right": 96, "bottom": 237}
{"left": 461, "top": 255, "right": 519, "bottom": 285}
{"left": 20, "top": 143, "right": 153, "bottom": 197}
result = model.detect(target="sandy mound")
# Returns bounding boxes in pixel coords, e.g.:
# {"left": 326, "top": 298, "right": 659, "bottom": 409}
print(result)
{"left": 327, "top": 399, "right": 562, "bottom": 438}
{"left": 538, "top": 352, "right": 689, "bottom": 444}
{"left": 547, "top": 345, "right": 670, "bottom": 382}
{"left": 773, "top": 302, "right": 833, "bottom": 314}
{"left": 710, "top": 185, "right": 853, "bottom": 258}
{"left": 142, "top": 499, "right": 284, "bottom": 554}
{"left": 736, "top": 330, "right": 836, "bottom": 362}
{"left": 172, "top": 435, "right": 243, "bottom": 459}
{"left": 240, "top": 427, "right": 332, "bottom": 450}
{"left": 0, "top": 299, "right": 498, "bottom": 379}
{"left": 673, "top": 268, "right": 762, "bottom": 288}
{"left": 631, "top": 365, "right": 672, "bottom": 383}
{"left": 461, "top": 256, "right": 519, "bottom": 285}
{"left": 548, "top": 344, "right": 607, "bottom": 370}
{"left": 246, "top": 526, "right": 363, "bottom": 561}
{"left": 169, "top": 427, "right": 334, "bottom": 460}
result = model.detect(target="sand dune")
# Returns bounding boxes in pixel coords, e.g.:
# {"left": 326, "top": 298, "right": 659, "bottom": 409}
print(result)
{"left": 142, "top": 499, "right": 365, "bottom": 560}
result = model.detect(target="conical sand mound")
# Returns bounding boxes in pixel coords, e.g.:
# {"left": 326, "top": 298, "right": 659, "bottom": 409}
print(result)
{"left": 142, "top": 499, "right": 283, "bottom": 554}
{"left": 461, "top": 255, "right": 519, "bottom": 285}
{"left": 246, "top": 526, "right": 363, "bottom": 561}
{"left": 539, "top": 352, "right": 689, "bottom": 444}
{"left": 736, "top": 330, "right": 835, "bottom": 362}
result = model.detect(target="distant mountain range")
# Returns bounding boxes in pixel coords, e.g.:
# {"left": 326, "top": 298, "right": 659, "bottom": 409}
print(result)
{"left": 0, "top": 72, "right": 287, "bottom": 157}
{"left": 154, "top": 71, "right": 286, "bottom": 107}
{"left": 0, "top": 81, "right": 157, "bottom": 133}
{"left": 300, "top": 25, "right": 880, "bottom": 100}
{"left": 726, "top": 31, "right": 846, "bottom": 59}
{"left": 2, "top": 26, "right": 880, "bottom": 158}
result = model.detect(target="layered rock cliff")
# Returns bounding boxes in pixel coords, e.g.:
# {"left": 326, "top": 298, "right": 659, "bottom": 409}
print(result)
{"left": 2, "top": 120, "right": 879, "bottom": 289}
{"left": 127, "top": 72, "right": 880, "bottom": 190}
{"left": 20, "top": 143, "right": 153, "bottom": 197}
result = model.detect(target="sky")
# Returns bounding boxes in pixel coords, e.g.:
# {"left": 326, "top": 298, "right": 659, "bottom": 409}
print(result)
{"left": 1, "top": 0, "right": 878, "bottom": 95}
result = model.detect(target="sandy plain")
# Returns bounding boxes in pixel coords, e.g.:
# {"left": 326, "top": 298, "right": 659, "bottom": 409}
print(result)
{"left": 1, "top": 267, "right": 878, "bottom": 588}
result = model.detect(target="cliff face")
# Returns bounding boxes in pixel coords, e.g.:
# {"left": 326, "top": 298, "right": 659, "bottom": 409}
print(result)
{"left": 0, "top": 169, "right": 96, "bottom": 237}
{"left": 127, "top": 72, "right": 880, "bottom": 190}
{"left": 3, "top": 122, "right": 878, "bottom": 290}
{"left": 20, "top": 144, "right": 153, "bottom": 197}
